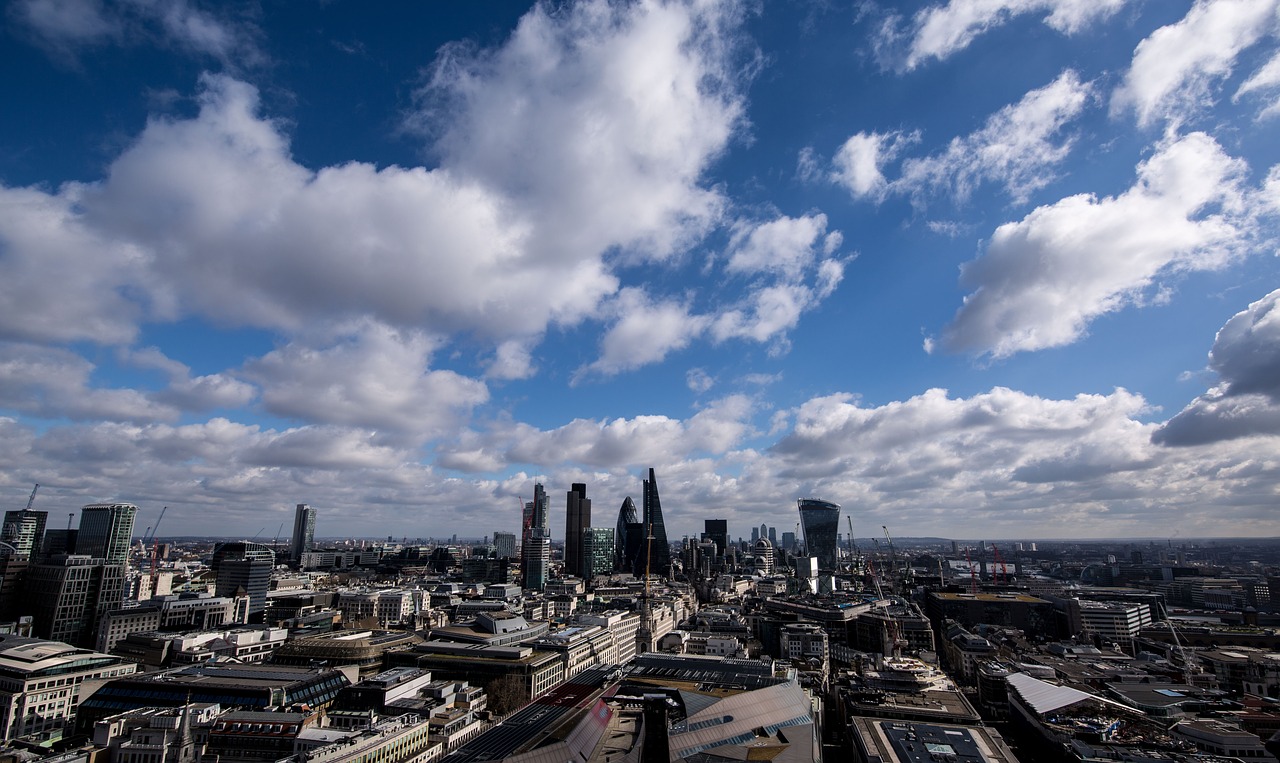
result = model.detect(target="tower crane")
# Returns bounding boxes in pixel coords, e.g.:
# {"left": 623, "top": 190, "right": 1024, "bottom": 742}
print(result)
{"left": 23, "top": 484, "right": 39, "bottom": 512}
{"left": 148, "top": 507, "right": 167, "bottom": 597}
{"left": 882, "top": 525, "right": 899, "bottom": 583}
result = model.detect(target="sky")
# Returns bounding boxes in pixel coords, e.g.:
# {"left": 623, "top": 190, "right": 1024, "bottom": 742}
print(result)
{"left": 2, "top": 0, "right": 1280, "bottom": 544}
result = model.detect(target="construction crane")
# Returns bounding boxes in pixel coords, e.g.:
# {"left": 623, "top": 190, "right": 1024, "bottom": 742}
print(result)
{"left": 148, "top": 507, "right": 167, "bottom": 598}
{"left": 991, "top": 543, "right": 1009, "bottom": 583}
{"left": 882, "top": 526, "right": 899, "bottom": 583}
{"left": 845, "top": 516, "right": 859, "bottom": 567}
{"left": 23, "top": 484, "right": 39, "bottom": 512}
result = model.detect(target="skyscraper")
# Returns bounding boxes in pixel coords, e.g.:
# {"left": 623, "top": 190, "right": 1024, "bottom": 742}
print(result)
{"left": 76, "top": 503, "right": 137, "bottom": 564}
{"left": 635, "top": 468, "right": 670, "bottom": 577}
{"left": 797, "top": 498, "right": 841, "bottom": 572}
{"left": 582, "top": 527, "right": 615, "bottom": 580}
{"left": 615, "top": 497, "right": 642, "bottom": 573}
{"left": 565, "top": 483, "right": 591, "bottom": 579}
{"left": 522, "top": 483, "right": 549, "bottom": 591}
{"left": 703, "top": 519, "right": 728, "bottom": 561}
{"left": 2, "top": 509, "right": 47, "bottom": 557}
{"left": 211, "top": 541, "right": 275, "bottom": 622}
{"left": 290, "top": 503, "right": 317, "bottom": 565}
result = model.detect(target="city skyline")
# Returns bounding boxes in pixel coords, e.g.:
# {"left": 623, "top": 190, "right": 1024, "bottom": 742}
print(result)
{"left": 2, "top": 1, "right": 1280, "bottom": 542}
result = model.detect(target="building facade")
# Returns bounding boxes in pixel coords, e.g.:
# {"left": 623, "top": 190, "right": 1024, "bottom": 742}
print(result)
{"left": 797, "top": 498, "right": 840, "bottom": 571}
{"left": 76, "top": 503, "right": 137, "bottom": 565}
{"left": 290, "top": 503, "right": 317, "bottom": 565}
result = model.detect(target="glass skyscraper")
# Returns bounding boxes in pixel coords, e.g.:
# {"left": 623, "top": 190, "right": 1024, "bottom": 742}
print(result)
{"left": 636, "top": 468, "right": 670, "bottom": 577}
{"left": 291, "top": 503, "right": 317, "bottom": 565}
{"left": 76, "top": 503, "right": 137, "bottom": 565}
{"left": 797, "top": 498, "right": 841, "bottom": 572}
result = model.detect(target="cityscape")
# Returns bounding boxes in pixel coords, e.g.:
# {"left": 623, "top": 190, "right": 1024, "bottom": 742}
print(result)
{"left": 0, "top": 478, "right": 1279, "bottom": 762}
{"left": 3, "top": 0, "right": 1280, "bottom": 762}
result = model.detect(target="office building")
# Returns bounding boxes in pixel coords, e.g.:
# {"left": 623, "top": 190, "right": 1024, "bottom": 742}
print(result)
{"left": 26, "top": 555, "right": 126, "bottom": 647}
{"left": 582, "top": 527, "right": 615, "bottom": 580}
{"left": 521, "top": 483, "right": 550, "bottom": 592}
{"left": 615, "top": 497, "right": 642, "bottom": 573}
{"left": 564, "top": 483, "right": 591, "bottom": 579}
{"left": 703, "top": 519, "right": 728, "bottom": 561}
{"left": 76, "top": 503, "right": 137, "bottom": 564}
{"left": 635, "top": 468, "right": 670, "bottom": 577}
{"left": 211, "top": 541, "right": 275, "bottom": 622}
{"left": 1, "top": 509, "right": 46, "bottom": 557}
{"left": 0, "top": 634, "right": 137, "bottom": 743}
{"left": 291, "top": 503, "right": 317, "bottom": 565}
{"left": 797, "top": 498, "right": 840, "bottom": 571}
{"left": 493, "top": 531, "right": 517, "bottom": 560}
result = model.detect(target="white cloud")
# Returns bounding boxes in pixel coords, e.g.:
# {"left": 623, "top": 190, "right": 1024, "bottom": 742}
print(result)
{"left": 0, "top": 343, "right": 176, "bottom": 423}
{"left": 876, "top": 0, "right": 1130, "bottom": 71}
{"left": 1155, "top": 288, "right": 1280, "bottom": 445}
{"left": 12, "top": 0, "right": 261, "bottom": 65}
{"left": 242, "top": 322, "right": 488, "bottom": 438}
{"left": 1112, "top": 0, "right": 1280, "bottom": 127}
{"left": 831, "top": 132, "right": 904, "bottom": 200}
{"left": 834, "top": 71, "right": 1092, "bottom": 206}
{"left": 416, "top": 0, "right": 750, "bottom": 267}
{"left": 726, "top": 213, "right": 838, "bottom": 280}
{"left": 1, "top": 0, "right": 757, "bottom": 375}
{"left": 125, "top": 347, "right": 256, "bottom": 411}
{"left": 896, "top": 70, "right": 1093, "bottom": 203}
{"left": 686, "top": 368, "right": 715, "bottom": 393}
{"left": 1235, "top": 48, "right": 1280, "bottom": 118}
{"left": 941, "top": 132, "right": 1252, "bottom": 358}
{"left": 465, "top": 394, "right": 758, "bottom": 470}
{"left": 582, "top": 289, "right": 711, "bottom": 379}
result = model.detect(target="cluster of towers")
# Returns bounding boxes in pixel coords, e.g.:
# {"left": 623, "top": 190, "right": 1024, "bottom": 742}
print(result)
{"left": 520, "top": 468, "right": 671, "bottom": 591}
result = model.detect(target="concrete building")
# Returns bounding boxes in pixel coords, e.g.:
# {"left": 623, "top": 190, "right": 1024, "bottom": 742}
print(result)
{"left": 26, "top": 555, "right": 125, "bottom": 647}
{"left": 848, "top": 717, "right": 1021, "bottom": 763}
{"left": 96, "top": 592, "right": 240, "bottom": 653}
{"left": 492, "top": 531, "right": 517, "bottom": 560}
{"left": 0, "top": 634, "right": 137, "bottom": 743}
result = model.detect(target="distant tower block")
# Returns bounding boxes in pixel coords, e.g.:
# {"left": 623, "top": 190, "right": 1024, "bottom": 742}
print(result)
{"left": 797, "top": 498, "right": 840, "bottom": 572}
{"left": 290, "top": 504, "right": 316, "bottom": 565}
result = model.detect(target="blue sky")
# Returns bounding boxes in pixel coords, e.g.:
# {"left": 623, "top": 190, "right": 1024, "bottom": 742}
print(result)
{"left": 2, "top": 0, "right": 1280, "bottom": 543}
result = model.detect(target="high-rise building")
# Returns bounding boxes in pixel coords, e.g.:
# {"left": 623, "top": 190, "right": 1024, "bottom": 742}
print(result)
{"left": 26, "top": 555, "right": 126, "bottom": 647}
{"left": 582, "top": 527, "right": 615, "bottom": 581}
{"left": 768, "top": 526, "right": 777, "bottom": 546}
{"left": 290, "top": 503, "right": 317, "bottom": 565}
{"left": 211, "top": 542, "right": 275, "bottom": 622}
{"left": 522, "top": 483, "right": 550, "bottom": 591}
{"left": 797, "top": 498, "right": 840, "bottom": 572}
{"left": 565, "top": 483, "right": 591, "bottom": 579}
{"left": 76, "top": 503, "right": 137, "bottom": 565}
{"left": 635, "top": 468, "right": 670, "bottom": 577}
{"left": 2, "top": 509, "right": 47, "bottom": 557}
{"left": 493, "top": 531, "right": 517, "bottom": 560}
{"left": 703, "top": 519, "right": 728, "bottom": 561}
{"left": 616, "top": 497, "right": 643, "bottom": 574}
{"left": 782, "top": 531, "right": 797, "bottom": 553}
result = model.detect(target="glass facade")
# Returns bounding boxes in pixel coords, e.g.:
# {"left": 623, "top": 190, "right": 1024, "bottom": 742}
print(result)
{"left": 797, "top": 498, "right": 841, "bottom": 572}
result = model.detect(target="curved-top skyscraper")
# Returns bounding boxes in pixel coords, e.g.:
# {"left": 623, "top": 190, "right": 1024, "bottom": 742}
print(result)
{"left": 797, "top": 498, "right": 840, "bottom": 572}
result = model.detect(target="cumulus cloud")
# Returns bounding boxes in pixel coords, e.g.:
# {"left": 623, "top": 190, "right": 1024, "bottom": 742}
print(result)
{"left": 125, "top": 346, "right": 256, "bottom": 411}
{"left": 1112, "top": 0, "right": 1280, "bottom": 127}
{"left": 1155, "top": 289, "right": 1280, "bottom": 445}
{"left": 0, "top": 343, "right": 176, "bottom": 423}
{"left": 241, "top": 322, "right": 488, "bottom": 438}
{"left": 875, "top": 0, "right": 1130, "bottom": 71}
{"left": 1, "top": 0, "right": 760, "bottom": 377}
{"left": 941, "top": 132, "right": 1254, "bottom": 358}
{"left": 450, "top": 394, "right": 758, "bottom": 471}
{"left": 832, "top": 71, "right": 1092, "bottom": 205}
{"left": 582, "top": 289, "right": 710, "bottom": 379}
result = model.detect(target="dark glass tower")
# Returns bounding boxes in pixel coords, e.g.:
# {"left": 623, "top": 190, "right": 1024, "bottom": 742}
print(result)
{"left": 703, "top": 519, "right": 728, "bottom": 561}
{"left": 615, "top": 497, "right": 642, "bottom": 573}
{"left": 211, "top": 541, "right": 275, "bottom": 622}
{"left": 797, "top": 498, "right": 841, "bottom": 571}
{"left": 77, "top": 503, "right": 137, "bottom": 565}
{"left": 635, "top": 468, "right": 670, "bottom": 577}
{"left": 290, "top": 503, "right": 316, "bottom": 565}
{"left": 564, "top": 483, "right": 590, "bottom": 579}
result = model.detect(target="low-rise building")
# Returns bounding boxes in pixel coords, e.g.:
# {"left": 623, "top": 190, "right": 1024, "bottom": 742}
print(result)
{"left": 0, "top": 634, "right": 137, "bottom": 743}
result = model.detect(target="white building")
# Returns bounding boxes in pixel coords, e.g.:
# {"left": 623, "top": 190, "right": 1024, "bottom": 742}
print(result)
{"left": 0, "top": 635, "right": 137, "bottom": 743}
